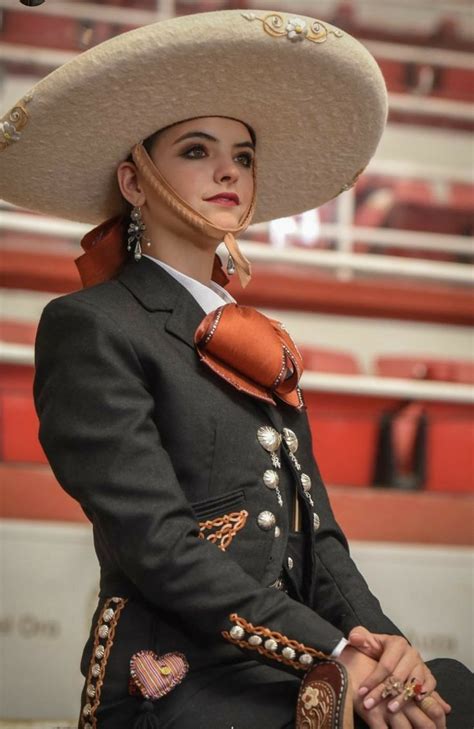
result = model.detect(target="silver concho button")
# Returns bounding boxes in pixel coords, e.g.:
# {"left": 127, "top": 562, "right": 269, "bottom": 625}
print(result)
{"left": 282, "top": 646, "right": 296, "bottom": 660}
{"left": 98, "top": 624, "right": 109, "bottom": 639}
{"left": 82, "top": 703, "right": 92, "bottom": 717}
{"left": 301, "top": 473, "right": 312, "bottom": 492}
{"left": 287, "top": 556, "right": 294, "bottom": 570}
{"left": 95, "top": 645, "right": 105, "bottom": 660}
{"left": 282, "top": 427, "right": 299, "bottom": 453}
{"left": 274, "top": 526, "right": 281, "bottom": 538}
{"left": 299, "top": 653, "right": 314, "bottom": 667}
{"left": 102, "top": 607, "right": 114, "bottom": 623}
{"left": 87, "top": 684, "right": 96, "bottom": 698}
{"left": 313, "top": 513, "right": 321, "bottom": 531}
{"left": 264, "top": 638, "right": 278, "bottom": 651}
{"left": 248, "top": 634, "right": 263, "bottom": 646}
{"left": 263, "top": 469, "right": 280, "bottom": 490}
{"left": 91, "top": 663, "right": 101, "bottom": 678}
{"left": 257, "top": 511, "right": 276, "bottom": 531}
{"left": 230, "top": 625, "right": 245, "bottom": 640}
{"left": 257, "top": 426, "right": 282, "bottom": 453}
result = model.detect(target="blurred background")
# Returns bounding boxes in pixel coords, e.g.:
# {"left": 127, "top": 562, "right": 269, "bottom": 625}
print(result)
{"left": 0, "top": 0, "right": 472, "bottom": 725}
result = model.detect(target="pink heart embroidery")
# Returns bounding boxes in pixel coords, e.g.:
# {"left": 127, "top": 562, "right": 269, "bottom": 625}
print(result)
{"left": 130, "top": 650, "right": 189, "bottom": 700}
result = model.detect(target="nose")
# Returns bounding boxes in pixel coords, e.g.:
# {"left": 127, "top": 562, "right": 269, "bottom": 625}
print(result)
{"left": 213, "top": 155, "right": 240, "bottom": 185}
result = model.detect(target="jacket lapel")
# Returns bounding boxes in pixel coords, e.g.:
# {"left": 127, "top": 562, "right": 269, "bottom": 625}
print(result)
{"left": 118, "top": 258, "right": 294, "bottom": 422}
{"left": 118, "top": 256, "right": 205, "bottom": 350}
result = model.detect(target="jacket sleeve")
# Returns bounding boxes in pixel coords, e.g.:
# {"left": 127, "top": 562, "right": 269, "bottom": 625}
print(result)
{"left": 300, "top": 410, "right": 404, "bottom": 639}
{"left": 34, "top": 294, "right": 347, "bottom": 673}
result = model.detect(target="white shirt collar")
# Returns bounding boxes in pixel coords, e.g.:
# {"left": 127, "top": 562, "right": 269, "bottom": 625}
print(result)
{"left": 143, "top": 254, "right": 236, "bottom": 314}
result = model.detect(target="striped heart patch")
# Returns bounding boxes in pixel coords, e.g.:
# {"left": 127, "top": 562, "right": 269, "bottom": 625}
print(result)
{"left": 130, "top": 650, "right": 189, "bottom": 700}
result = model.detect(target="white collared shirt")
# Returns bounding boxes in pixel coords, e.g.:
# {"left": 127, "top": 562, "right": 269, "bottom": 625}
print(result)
{"left": 144, "top": 254, "right": 236, "bottom": 314}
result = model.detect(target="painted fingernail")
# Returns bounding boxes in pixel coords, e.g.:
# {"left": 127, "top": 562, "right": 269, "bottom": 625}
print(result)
{"left": 388, "top": 701, "right": 400, "bottom": 712}
{"left": 359, "top": 687, "right": 369, "bottom": 696}
{"left": 364, "top": 698, "right": 375, "bottom": 709}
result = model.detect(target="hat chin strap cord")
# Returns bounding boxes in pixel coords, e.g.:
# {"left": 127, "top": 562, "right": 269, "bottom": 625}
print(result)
{"left": 131, "top": 143, "right": 256, "bottom": 288}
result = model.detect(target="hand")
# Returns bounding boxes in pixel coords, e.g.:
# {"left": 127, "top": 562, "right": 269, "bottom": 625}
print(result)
{"left": 347, "top": 627, "right": 451, "bottom": 719}
{"left": 338, "top": 645, "right": 449, "bottom": 728}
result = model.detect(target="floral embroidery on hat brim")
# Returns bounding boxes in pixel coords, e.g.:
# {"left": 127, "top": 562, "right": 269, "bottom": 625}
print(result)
{"left": 242, "top": 12, "right": 343, "bottom": 44}
{"left": 0, "top": 93, "right": 33, "bottom": 152}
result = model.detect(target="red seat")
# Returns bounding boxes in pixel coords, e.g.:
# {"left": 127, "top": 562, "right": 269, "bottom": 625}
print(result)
{"left": 0, "top": 364, "right": 46, "bottom": 464}
{"left": 375, "top": 355, "right": 474, "bottom": 384}
{"left": 298, "top": 346, "right": 360, "bottom": 375}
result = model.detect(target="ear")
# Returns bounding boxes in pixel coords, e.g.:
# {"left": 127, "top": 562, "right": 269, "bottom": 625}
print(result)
{"left": 116, "top": 160, "right": 146, "bottom": 208}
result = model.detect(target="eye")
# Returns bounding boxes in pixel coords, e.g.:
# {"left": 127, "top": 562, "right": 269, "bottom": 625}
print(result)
{"left": 181, "top": 144, "right": 207, "bottom": 159}
{"left": 180, "top": 144, "right": 254, "bottom": 168}
{"left": 236, "top": 152, "right": 254, "bottom": 169}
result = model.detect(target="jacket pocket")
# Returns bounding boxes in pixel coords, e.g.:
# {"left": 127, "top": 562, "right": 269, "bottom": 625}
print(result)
{"left": 191, "top": 488, "right": 245, "bottom": 521}
{"left": 191, "top": 489, "right": 248, "bottom": 553}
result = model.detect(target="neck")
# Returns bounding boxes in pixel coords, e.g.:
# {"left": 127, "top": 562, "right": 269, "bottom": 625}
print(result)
{"left": 146, "top": 225, "right": 217, "bottom": 285}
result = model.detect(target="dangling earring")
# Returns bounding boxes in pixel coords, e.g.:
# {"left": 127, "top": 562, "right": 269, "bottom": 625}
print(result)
{"left": 127, "top": 206, "right": 151, "bottom": 262}
{"left": 226, "top": 253, "right": 236, "bottom": 276}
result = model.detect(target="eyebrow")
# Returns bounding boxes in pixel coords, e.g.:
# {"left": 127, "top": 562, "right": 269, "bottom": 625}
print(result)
{"left": 172, "top": 131, "right": 255, "bottom": 151}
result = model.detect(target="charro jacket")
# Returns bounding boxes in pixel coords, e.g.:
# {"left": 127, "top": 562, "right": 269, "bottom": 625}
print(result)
{"left": 33, "top": 255, "right": 401, "bottom": 721}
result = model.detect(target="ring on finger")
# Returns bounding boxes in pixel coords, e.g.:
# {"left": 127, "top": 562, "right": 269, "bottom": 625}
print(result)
{"left": 419, "top": 695, "right": 436, "bottom": 713}
{"left": 381, "top": 675, "right": 404, "bottom": 698}
{"left": 402, "top": 677, "right": 425, "bottom": 702}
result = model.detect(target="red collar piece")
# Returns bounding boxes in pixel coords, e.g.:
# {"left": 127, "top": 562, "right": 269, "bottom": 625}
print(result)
{"left": 194, "top": 304, "right": 304, "bottom": 409}
{"left": 75, "top": 215, "right": 230, "bottom": 289}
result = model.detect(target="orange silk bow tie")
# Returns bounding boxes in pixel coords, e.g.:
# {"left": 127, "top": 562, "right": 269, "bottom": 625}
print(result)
{"left": 194, "top": 304, "right": 304, "bottom": 409}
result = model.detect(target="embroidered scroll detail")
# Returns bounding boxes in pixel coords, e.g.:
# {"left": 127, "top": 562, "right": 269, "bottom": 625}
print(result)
{"left": 0, "top": 93, "right": 33, "bottom": 152}
{"left": 299, "top": 682, "right": 334, "bottom": 728}
{"left": 242, "top": 12, "right": 343, "bottom": 44}
{"left": 296, "top": 661, "right": 350, "bottom": 729}
{"left": 199, "top": 510, "right": 248, "bottom": 551}
{"left": 222, "top": 613, "right": 329, "bottom": 670}
{"left": 81, "top": 597, "right": 128, "bottom": 729}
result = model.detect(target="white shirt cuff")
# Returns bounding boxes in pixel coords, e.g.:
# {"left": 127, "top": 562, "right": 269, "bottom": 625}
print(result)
{"left": 330, "top": 637, "right": 349, "bottom": 657}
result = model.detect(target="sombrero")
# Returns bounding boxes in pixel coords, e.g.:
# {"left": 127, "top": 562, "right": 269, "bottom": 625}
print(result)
{"left": 0, "top": 9, "right": 387, "bottom": 225}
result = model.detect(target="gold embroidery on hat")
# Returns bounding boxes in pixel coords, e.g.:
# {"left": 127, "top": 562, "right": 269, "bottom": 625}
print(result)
{"left": 0, "top": 93, "right": 33, "bottom": 152}
{"left": 242, "top": 12, "right": 343, "bottom": 44}
{"left": 199, "top": 510, "right": 249, "bottom": 551}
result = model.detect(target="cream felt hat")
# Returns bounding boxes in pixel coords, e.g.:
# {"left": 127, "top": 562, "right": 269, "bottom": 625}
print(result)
{"left": 0, "top": 9, "right": 387, "bottom": 225}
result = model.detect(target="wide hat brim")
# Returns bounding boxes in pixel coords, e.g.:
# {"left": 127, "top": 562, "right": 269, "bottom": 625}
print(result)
{"left": 0, "top": 9, "right": 387, "bottom": 225}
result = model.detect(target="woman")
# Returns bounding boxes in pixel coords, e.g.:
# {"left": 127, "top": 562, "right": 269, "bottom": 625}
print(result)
{"left": 0, "top": 9, "right": 471, "bottom": 729}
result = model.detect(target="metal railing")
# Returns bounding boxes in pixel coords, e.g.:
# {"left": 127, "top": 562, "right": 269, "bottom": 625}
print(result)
{"left": 1, "top": 340, "right": 472, "bottom": 402}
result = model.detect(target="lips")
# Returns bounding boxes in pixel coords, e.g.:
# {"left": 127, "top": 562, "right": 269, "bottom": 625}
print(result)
{"left": 204, "top": 192, "right": 240, "bottom": 205}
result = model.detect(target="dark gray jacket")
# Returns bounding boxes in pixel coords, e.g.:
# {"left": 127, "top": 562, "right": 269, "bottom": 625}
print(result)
{"left": 34, "top": 255, "right": 400, "bottom": 694}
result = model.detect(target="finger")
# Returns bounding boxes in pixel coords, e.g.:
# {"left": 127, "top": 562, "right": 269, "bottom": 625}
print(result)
{"left": 419, "top": 691, "right": 451, "bottom": 715}
{"left": 360, "top": 638, "right": 408, "bottom": 698}
{"left": 356, "top": 704, "right": 390, "bottom": 729}
{"left": 419, "top": 668, "right": 437, "bottom": 698}
{"left": 363, "top": 660, "right": 425, "bottom": 711}
{"left": 417, "top": 696, "right": 448, "bottom": 729}
{"left": 388, "top": 662, "right": 431, "bottom": 712}
{"left": 349, "top": 626, "right": 383, "bottom": 658}
{"left": 387, "top": 711, "right": 412, "bottom": 729}
{"left": 404, "top": 700, "right": 441, "bottom": 729}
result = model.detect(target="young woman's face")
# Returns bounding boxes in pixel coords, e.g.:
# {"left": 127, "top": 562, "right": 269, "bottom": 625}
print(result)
{"left": 148, "top": 116, "right": 255, "bottom": 230}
